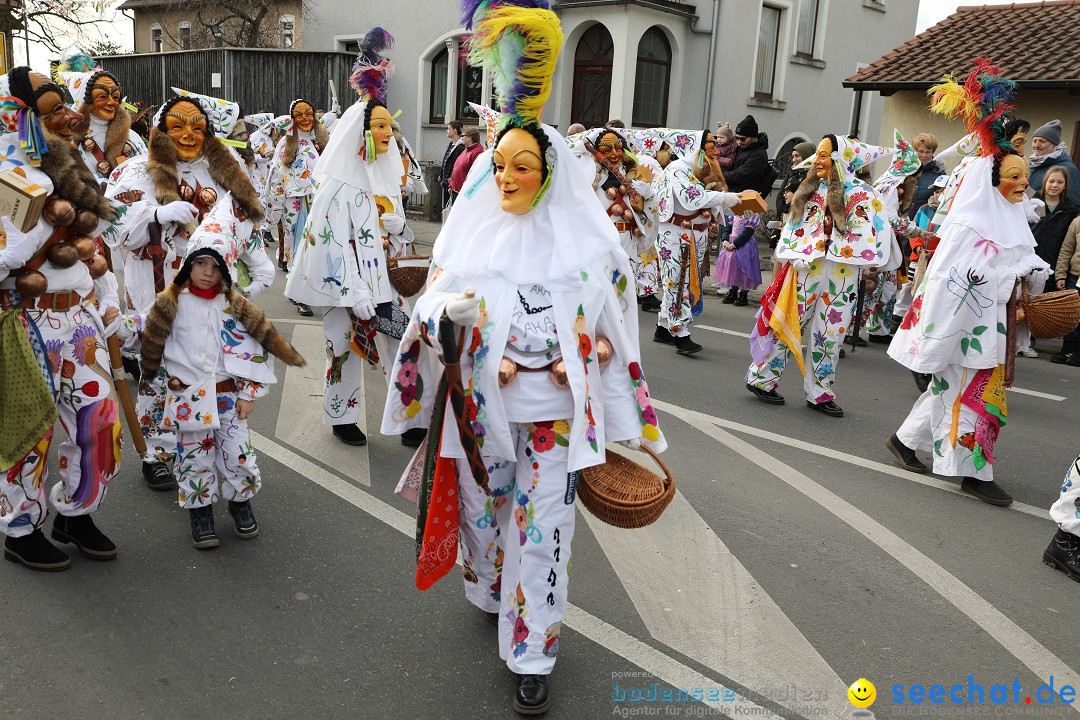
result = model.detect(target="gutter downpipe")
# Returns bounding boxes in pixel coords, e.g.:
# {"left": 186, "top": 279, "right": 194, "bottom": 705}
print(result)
{"left": 698, "top": 0, "right": 720, "bottom": 128}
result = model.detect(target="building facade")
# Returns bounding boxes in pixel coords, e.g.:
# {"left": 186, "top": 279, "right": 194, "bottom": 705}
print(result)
{"left": 122, "top": 0, "right": 304, "bottom": 53}
{"left": 302, "top": 0, "right": 918, "bottom": 167}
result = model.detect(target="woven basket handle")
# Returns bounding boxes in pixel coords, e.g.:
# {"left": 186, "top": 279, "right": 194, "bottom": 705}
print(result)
{"left": 626, "top": 443, "right": 675, "bottom": 484}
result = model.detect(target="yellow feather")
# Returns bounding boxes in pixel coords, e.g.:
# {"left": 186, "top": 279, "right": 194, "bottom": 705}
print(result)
{"left": 470, "top": 6, "right": 562, "bottom": 126}
{"left": 928, "top": 75, "right": 977, "bottom": 132}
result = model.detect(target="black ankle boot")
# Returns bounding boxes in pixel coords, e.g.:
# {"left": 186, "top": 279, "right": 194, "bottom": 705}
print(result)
{"left": 401, "top": 427, "right": 427, "bottom": 447}
{"left": 721, "top": 287, "right": 738, "bottom": 304}
{"left": 227, "top": 501, "right": 259, "bottom": 539}
{"left": 960, "top": 477, "right": 1013, "bottom": 507}
{"left": 332, "top": 423, "right": 367, "bottom": 446}
{"left": 4, "top": 529, "right": 70, "bottom": 571}
{"left": 885, "top": 433, "right": 927, "bottom": 473}
{"left": 51, "top": 514, "right": 117, "bottom": 559}
{"left": 674, "top": 335, "right": 702, "bottom": 355}
{"left": 1044, "top": 529, "right": 1080, "bottom": 582}
{"left": 653, "top": 325, "right": 675, "bottom": 345}
{"left": 733, "top": 290, "right": 749, "bottom": 306}
{"left": 189, "top": 506, "right": 219, "bottom": 549}
{"left": 142, "top": 460, "right": 176, "bottom": 491}
{"left": 639, "top": 294, "right": 661, "bottom": 312}
{"left": 1052, "top": 340, "right": 1075, "bottom": 364}
{"left": 513, "top": 674, "right": 551, "bottom": 715}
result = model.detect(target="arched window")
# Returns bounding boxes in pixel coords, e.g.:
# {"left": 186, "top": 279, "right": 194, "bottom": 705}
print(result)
{"left": 632, "top": 27, "right": 671, "bottom": 127}
{"left": 571, "top": 24, "right": 613, "bottom": 129}
{"left": 429, "top": 47, "right": 449, "bottom": 124}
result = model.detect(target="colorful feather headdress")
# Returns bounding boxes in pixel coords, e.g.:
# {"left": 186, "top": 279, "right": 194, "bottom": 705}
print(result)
{"left": 462, "top": 0, "right": 562, "bottom": 128}
{"left": 349, "top": 27, "right": 395, "bottom": 104}
{"left": 928, "top": 58, "right": 1017, "bottom": 159}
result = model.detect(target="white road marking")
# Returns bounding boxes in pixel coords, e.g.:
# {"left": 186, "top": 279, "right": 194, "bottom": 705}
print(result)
{"left": 249, "top": 430, "right": 787, "bottom": 720}
{"left": 275, "top": 324, "right": 371, "bottom": 486}
{"left": 692, "top": 326, "right": 1065, "bottom": 401}
{"left": 581, "top": 447, "right": 849, "bottom": 718}
{"left": 269, "top": 317, "right": 324, "bottom": 326}
{"left": 671, "top": 416, "right": 1080, "bottom": 712}
{"left": 652, "top": 400, "right": 1046, "bottom": 519}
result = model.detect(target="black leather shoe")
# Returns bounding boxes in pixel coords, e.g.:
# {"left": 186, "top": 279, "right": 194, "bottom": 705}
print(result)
{"left": 227, "top": 501, "right": 259, "bottom": 539}
{"left": 721, "top": 287, "right": 738, "bottom": 304}
{"left": 807, "top": 400, "right": 844, "bottom": 417}
{"left": 885, "top": 433, "right": 927, "bottom": 473}
{"left": 674, "top": 335, "right": 702, "bottom": 355}
{"left": 333, "top": 423, "right": 368, "bottom": 446}
{"left": 653, "top": 325, "right": 675, "bottom": 345}
{"left": 189, "top": 506, "right": 219, "bottom": 549}
{"left": 295, "top": 302, "right": 314, "bottom": 317}
{"left": 4, "top": 529, "right": 70, "bottom": 571}
{"left": 868, "top": 334, "right": 892, "bottom": 344}
{"left": 747, "top": 383, "right": 785, "bottom": 405}
{"left": 51, "top": 514, "right": 117, "bottom": 560}
{"left": 513, "top": 674, "right": 551, "bottom": 715}
{"left": 839, "top": 347, "right": 846, "bottom": 359}
{"left": 733, "top": 290, "right": 749, "bottom": 306}
{"left": 401, "top": 427, "right": 427, "bottom": 447}
{"left": 960, "top": 477, "right": 1013, "bottom": 507}
{"left": 639, "top": 294, "right": 661, "bottom": 312}
{"left": 142, "top": 461, "right": 176, "bottom": 491}
{"left": 483, "top": 609, "right": 499, "bottom": 626}
{"left": 912, "top": 371, "right": 931, "bottom": 393}
{"left": 1044, "top": 529, "right": 1080, "bottom": 582}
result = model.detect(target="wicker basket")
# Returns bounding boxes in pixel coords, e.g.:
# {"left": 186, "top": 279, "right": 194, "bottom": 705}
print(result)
{"left": 578, "top": 445, "right": 675, "bottom": 529}
{"left": 387, "top": 254, "right": 431, "bottom": 297}
{"left": 1021, "top": 284, "right": 1080, "bottom": 339}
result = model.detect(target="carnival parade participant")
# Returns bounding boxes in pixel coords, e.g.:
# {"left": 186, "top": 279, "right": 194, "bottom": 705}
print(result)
{"left": 139, "top": 198, "right": 303, "bottom": 548}
{"left": 264, "top": 96, "right": 329, "bottom": 318}
{"left": 55, "top": 53, "right": 147, "bottom": 182}
{"left": 885, "top": 61, "right": 1050, "bottom": 507}
{"left": 569, "top": 126, "right": 660, "bottom": 311}
{"left": 105, "top": 90, "right": 266, "bottom": 490}
{"left": 745, "top": 135, "right": 890, "bottom": 417}
{"left": 1045, "top": 453, "right": 1080, "bottom": 581}
{"left": 862, "top": 129, "right": 921, "bottom": 342}
{"left": 381, "top": 2, "right": 665, "bottom": 712}
{"left": 0, "top": 67, "right": 123, "bottom": 571}
{"left": 285, "top": 27, "right": 416, "bottom": 448}
{"left": 652, "top": 129, "right": 745, "bottom": 355}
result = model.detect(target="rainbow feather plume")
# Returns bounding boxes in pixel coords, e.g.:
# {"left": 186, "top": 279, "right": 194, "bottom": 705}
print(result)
{"left": 60, "top": 53, "right": 97, "bottom": 74}
{"left": 928, "top": 58, "right": 1016, "bottom": 158}
{"left": 349, "top": 27, "right": 395, "bottom": 103}
{"left": 466, "top": 2, "right": 562, "bottom": 126}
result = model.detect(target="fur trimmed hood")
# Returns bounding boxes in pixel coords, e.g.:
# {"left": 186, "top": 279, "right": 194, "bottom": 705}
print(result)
{"left": 281, "top": 122, "right": 329, "bottom": 168}
{"left": 147, "top": 128, "right": 265, "bottom": 234}
{"left": 140, "top": 283, "right": 305, "bottom": 382}
{"left": 789, "top": 165, "right": 845, "bottom": 234}
{"left": 39, "top": 138, "right": 116, "bottom": 221}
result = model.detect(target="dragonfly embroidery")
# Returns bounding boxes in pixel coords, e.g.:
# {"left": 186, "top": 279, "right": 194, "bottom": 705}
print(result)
{"left": 946, "top": 267, "right": 994, "bottom": 317}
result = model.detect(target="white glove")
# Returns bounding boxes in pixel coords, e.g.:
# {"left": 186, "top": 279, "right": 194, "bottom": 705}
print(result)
{"left": 0, "top": 216, "right": 47, "bottom": 280}
{"left": 631, "top": 179, "right": 654, "bottom": 198}
{"left": 790, "top": 258, "right": 811, "bottom": 271}
{"left": 243, "top": 280, "right": 265, "bottom": 299}
{"left": 1027, "top": 267, "right": 1051, "bottom": 289}
{"left": 381, "top": 212, "right": 405, "bottom": 236}
{"left": 352, "top": 294, "right": 377, "bottom": 320}
{"left": 720, "top": 192, "right": 742, "bottom": 208}
{"left": 617, "top": 438, "right": 642, "bottom": 451}
{"left": 445, "top": 289, "right": 481, "bottom": 327}
{"left": 155, "top": 201, "right": 199, "bottom": 225}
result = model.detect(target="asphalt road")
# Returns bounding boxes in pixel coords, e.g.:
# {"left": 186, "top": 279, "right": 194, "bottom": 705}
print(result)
{"left": 3, "top": 224, "right": 1078, "bottom": 720}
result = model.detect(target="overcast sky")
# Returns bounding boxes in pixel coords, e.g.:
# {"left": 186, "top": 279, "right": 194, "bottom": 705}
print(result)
{"left": 916, "top": 0, "right": 1021, "bottom": 31}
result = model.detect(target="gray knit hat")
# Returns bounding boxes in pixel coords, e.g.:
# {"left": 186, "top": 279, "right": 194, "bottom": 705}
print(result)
{"left": 1033, "top": 119, "right": 1062, "bottom": 146}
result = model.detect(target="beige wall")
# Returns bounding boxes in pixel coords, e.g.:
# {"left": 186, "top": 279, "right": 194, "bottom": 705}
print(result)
{"left": 876, "top": 89, "right": 1080, "bottom": 172}
{"left": 131, "top": 1, "right": 303, "bottom": 53}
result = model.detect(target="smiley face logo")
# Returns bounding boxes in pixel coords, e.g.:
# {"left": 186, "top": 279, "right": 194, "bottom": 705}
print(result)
{"left": 848, "top": 678, "right": 876, "bottom": 709}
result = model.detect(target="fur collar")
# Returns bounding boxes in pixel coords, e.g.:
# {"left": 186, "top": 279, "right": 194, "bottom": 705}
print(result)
{"left": 39, "top": 139, "right": 116, "bottom": 221}
{"left": 789, "top": 165, "right": 845, "bottom": 234}
{"left": 147, "top": 128, "right": 265, "bottom": 233}
{"left": 281, "top": 122, "right": 329, "bottom": 167}
{"left": 73, "top": 106, "right": 135, "bottom": 173}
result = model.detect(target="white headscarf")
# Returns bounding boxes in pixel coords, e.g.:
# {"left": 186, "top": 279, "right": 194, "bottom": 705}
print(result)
{"left": 312, "top": 99, "right": 402, "bottom": 195}
{"left": 938, "top": 154, "right": 1035, "bottom": 250}
{"left": 433, "top": 123, "right": 622, "bottom": 286}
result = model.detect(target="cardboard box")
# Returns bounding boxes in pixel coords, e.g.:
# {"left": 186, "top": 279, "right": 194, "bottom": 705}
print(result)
{"left": 0, "top": 168, "right": 47, "bottom": 232}
{"left": 730, "top": 190, "right": 768, "bottom": 216}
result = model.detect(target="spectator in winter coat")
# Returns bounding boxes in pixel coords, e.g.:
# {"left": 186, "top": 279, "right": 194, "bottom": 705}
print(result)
{"left": 775, "top": 140, "right": 815, "bottom": 218}
{"left": 1029, "top": 119, "right": 1080, "bottom": 207}
{"left": 714, "top": 122, "right": 736, "bottom": 170}
{"left": 449, "top": 127, "right": 484, "bottom": 195}
{"left": 906, "top": 132, "right": 944, "bottom": 219}
{"left": 1032, "top": 165, "right": 1079, "bottom": 286}
{"left": 440, "top": 120, "right": 465, "bottom": 202}
{"left": 725, "top": 114, "right": 771, "bottom": 194}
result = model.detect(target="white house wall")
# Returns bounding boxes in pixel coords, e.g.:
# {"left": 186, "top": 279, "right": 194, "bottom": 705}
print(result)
{"left": 302, "top": 0, "right": 917, "bottom": 164}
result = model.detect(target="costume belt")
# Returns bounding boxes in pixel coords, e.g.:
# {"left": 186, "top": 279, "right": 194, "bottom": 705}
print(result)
{"left": 0, "top": 289, "right": 91, "bottom": 312}
{"left": 612, "top": 220, "right": 631, "bottom": 233}
{"left": 215, "top": 379, "right": 237, "bottom": 393}
{"left": 669, "top": 211, "right": 710, "bottom": 230}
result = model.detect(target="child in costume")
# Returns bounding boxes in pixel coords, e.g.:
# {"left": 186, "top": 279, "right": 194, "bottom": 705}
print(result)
{"left": 139, "top": 199, "right": 304, "bottom": 548}
{"left": 382, "top": 3, "right": 665, "bottom": 713}
{"left": 713, "top": 212, "right": 761, "bottom": 306}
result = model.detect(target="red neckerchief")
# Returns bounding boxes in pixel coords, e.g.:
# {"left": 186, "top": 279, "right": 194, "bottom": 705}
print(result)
{"left": 189, "top": 284, "right": 221, "bottom": 300}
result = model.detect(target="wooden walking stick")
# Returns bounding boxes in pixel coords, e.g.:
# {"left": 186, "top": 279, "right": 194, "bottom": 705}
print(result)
{"left": 101, "top": 244, "right": 147, "bottom": 456}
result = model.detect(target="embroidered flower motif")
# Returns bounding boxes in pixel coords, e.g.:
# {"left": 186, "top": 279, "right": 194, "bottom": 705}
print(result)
{"left": 217, "top": 395, "right": 235, "bottom": 414}
{"left": 397, "top": 360, "right": 418, "bottom": 387}
{"left": 532, "top": 425, "right": 556, "bottom": 453}
{"left": 175, "top": 403, "right": 192, "bottom": 421}
{"left": 860, "top": 249, "right": 877, "bottom": 261}
{"left": 871, "top": 198, "right": 883, "bottom": 211}
{"left": 839, "top": 246, "right": 854, "bottom": 258}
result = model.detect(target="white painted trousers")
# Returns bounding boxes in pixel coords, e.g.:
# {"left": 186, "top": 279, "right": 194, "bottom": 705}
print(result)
{"left": 174, "top": 392, "right": 261, "bottom": 509}
{"left": 320, "top": 307, "right": 393, "bottom": 426}
{"left": 458, "top": 421, "right": 576, "bottom": 675}
{"left": 1049, "top": 455, "right": 1080, "bottom": 536}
